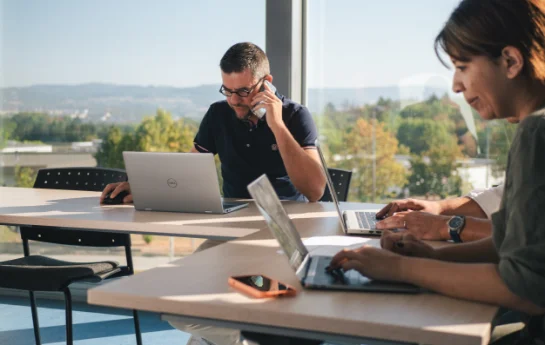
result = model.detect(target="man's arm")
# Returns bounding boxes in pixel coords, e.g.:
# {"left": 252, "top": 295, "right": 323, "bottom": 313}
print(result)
{"left": 437, "top": 197, "right": 488, "bottom": 218}
{"left": 378, "top": 184, "right": 503, "bottom": 219}
{"left": 272, "top": 127, "right": 325, "bottom": 201}
{"left": 439, "top": 183, "right": 504, "bottom": 218}
{"left": 252, "top": 83, "right": 325, "bottom": 201}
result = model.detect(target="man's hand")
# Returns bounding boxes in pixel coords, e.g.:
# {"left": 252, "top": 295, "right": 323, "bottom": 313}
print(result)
{"left": 251, "top": 82, "right": 284, "bottom": 132}
{"left": 380, "top": 230, "right": 436, "bottom": 259}
{"left": 376, "top": 199, "right": 442, "bottom": 218}
{"left": 376, "top": 211, "right": 450, "bottom": 241}
{"left": 329, "top": 245, "right": 405, "bottom": 282}
{"left": 99, "top": 182, "right": 133, "bottom": 204}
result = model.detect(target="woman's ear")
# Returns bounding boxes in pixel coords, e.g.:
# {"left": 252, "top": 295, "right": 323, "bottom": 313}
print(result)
{"left": 501, "top": 46, "right": 524, "bottom": 79}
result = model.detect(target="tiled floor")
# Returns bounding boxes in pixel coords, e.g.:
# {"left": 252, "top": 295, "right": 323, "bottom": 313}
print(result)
{"left": 0, "top": 295, "right": 190, "bottom": 345}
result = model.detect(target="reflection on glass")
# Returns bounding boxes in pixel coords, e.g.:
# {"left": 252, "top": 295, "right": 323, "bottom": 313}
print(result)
{"left": 306, "top": 0, "right": 510, "bottom": 203}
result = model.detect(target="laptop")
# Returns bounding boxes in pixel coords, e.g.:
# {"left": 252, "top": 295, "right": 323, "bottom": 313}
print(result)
{"left": 247, "top": 174, "right": 420, "bottom": 293}
{"left": 316, "top": 143, "right": 382, "bottom": 235}
{"left": 123, "top": 152, "right": 248, "bottom": 214}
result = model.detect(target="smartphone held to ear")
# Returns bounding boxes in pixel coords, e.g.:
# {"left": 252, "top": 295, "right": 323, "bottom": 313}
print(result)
{"left": 228, "top": 274, "right": 297, "bottom": 298}
{"left": 251, "top": 80, "right": 277, "bottom": 120}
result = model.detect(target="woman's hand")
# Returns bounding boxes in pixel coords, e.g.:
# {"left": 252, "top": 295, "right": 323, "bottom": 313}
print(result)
{"left": 376, "top": 211, "right": 450, "bottom": 241}
{"left": 380, "top": 230, "right": 436, "bottom": 259}
{"left": 329, "top": 246, "right": 405, "bottom": 282}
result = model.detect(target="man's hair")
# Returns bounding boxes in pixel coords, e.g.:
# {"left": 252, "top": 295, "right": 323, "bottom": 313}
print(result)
{"left": 220, "top": 42, "right": 270, "bottom": 79}
{"left": 434, "top": 0, "right": 545, "bottom": 84}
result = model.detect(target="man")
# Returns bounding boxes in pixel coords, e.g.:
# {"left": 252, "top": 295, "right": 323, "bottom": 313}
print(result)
{"left": 100, "top": 42, "right": 326, "bottom": 345}
{"left": 375, "top": 183, "right": 504, "bottom": 242}
{"left": 100, "top": 42, "right": 325, "bottom": 205}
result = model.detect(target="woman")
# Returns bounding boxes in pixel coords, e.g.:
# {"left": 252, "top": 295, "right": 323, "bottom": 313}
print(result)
{"left": 329, "top": 0, "right": 545, "bottom": 343}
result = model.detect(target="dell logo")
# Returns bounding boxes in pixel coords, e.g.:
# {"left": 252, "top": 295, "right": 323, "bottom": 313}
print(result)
{"left": 167, "top": 178, "right": 178, "bottom": 188}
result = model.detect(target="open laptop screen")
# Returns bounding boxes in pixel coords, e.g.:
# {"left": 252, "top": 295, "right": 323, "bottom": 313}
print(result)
{"left": 247, "top": 175, "right": 308, "bottom": 271}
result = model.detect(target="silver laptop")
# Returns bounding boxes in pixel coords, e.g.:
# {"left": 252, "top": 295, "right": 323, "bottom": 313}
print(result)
{"left": 247, "top": 174, "right": 420, "bottom": 293}
{"left": 123, "top": 152, "right": 248, "bottom": 214}
{"left": 316, "top": 143, "right": 382, "bottom": 235}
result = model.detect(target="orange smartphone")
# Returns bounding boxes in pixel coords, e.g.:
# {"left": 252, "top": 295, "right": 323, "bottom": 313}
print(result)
{"left": 228, "top": 275, "right": 297, "bottom": 298}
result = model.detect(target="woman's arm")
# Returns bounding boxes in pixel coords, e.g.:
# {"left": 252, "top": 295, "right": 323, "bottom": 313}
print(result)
{"left": 399, "top": 258, "right": 545, "bottom": 315}
{"left": 432, "top": 236, "right": 499, "bottom": 263}
{"left": 381, "top": 232, "right": 499, "bottom": 263}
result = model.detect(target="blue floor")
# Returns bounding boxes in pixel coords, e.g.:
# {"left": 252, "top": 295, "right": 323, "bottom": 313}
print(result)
{"left": 0, "top": 295, "right": 190, "bottom": 345}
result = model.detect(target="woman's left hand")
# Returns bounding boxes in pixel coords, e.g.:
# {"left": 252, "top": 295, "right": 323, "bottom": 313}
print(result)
{"left": 329, "top": 246, "right": 405, "bottom": 282}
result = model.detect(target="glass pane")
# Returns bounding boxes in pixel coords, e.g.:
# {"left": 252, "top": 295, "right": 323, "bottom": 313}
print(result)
{"left": 306, "top": 0, "right": 512, "bottom": 203}
{"left": 0, "top": 0, "right": 265, "bottom": 266}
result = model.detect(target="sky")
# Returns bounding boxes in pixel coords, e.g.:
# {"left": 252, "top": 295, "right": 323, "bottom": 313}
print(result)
{"left": 1, "top": 0, "right": 462, "bottom": 89}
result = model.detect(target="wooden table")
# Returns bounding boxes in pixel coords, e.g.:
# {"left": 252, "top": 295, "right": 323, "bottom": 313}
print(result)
{"left": 0, "top": 186, "right": 277, "bottom": 240}
{"left": 88, "top": 202, "right": 499, "bottom": 345}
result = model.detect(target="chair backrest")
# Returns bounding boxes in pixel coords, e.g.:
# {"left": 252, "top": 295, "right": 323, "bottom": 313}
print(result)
{"left": 320, "top": 168, "right": 352, "bottom": 202}
{"left": 22, "top": 167, "right": 134, "bottom": 274}
{"left": 33, "top": 167, "right": 127, "bottom": 192}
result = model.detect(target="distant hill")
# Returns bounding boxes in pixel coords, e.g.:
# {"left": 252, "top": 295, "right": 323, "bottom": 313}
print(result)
{"left": 1, "top": 83, "right": 450, "bottom": 123}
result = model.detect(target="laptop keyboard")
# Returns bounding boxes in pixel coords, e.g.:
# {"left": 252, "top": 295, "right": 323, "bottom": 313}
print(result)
{"left": 356, "top": 211, "right": 379, "bottom": 229}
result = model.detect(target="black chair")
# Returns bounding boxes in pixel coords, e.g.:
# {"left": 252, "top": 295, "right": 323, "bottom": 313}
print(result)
{"left": 0, "top": 167, "right": 142, "bottom": 345}
{"left": 320, "top": 168, "right": 352, "bottom": 202}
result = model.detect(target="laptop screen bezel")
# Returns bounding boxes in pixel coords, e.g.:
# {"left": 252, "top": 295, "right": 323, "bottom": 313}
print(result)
{"left": 315, "top": 142, "right": 349, "bottom": 233}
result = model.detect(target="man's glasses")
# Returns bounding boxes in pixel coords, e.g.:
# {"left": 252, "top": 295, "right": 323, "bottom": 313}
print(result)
{"left": 219, "top": 77, "right": 265, "bottom": 98}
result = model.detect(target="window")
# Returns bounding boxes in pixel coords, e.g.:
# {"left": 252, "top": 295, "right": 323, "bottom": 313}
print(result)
{"left": 0, "top": 0, "right": 265, "bottom": 265}
{"left": 306, "top": 0, "right": 512, "bottom": 203}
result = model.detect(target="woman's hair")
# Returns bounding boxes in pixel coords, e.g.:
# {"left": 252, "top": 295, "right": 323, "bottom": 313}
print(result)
{"left": 435, "top": 0, "right": 545, "bottom": 84}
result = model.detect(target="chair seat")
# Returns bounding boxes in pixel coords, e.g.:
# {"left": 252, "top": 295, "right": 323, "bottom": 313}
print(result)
{"left": 0, "top": 255, "right": 119, "bottom": 291}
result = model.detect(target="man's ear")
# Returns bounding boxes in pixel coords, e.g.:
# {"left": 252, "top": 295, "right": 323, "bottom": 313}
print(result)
{"left": 501, "top": 46, "right": 524, "bottom": 79}
{"left": 265, "top": 75, "right": 273, "bottom": 83}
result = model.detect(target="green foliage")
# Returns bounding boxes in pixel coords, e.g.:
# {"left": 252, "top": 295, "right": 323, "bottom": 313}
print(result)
{"left": 94, "top": 109, "right": 197, "bottom": 169}
{"left": 142, "top": 235, "right": 153, "bottom": 244}
{"left": 316, "top": 94, "right": 487, "bottom": 201}
{"left": 135, "top": 109, "right": 196, "bottom": 152}
{"left": 475, "top": 121, "right": 517, "bottom": 178}
{"left": 95, "top": 126, "right": 136, "bottom": 169}
{"left": 3, "top": 93, "right": 513, "bottom": 204}
{"left": 397, "top": 117, "right": 458, "bottom": 155}
{"left": 9, "top": 113, "right": 86, "bottom": 142}
{"left": 0, "top": 119, "right": 15, "bottom": 149}
{"left": 4, "top": 112, "right": 119, "bottom": 143}
{"left": 407, "top": 144, "right": 463, "bottom": 198}
{"left": 325, "top": 118, "right": 408, "bottom": 202}
{"left": 15, "top": 166, "right": 38, "bottom": 188}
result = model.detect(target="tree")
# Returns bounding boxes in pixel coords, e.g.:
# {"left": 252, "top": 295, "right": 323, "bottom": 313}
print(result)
{"left": 0, "top": 119, "right": 15, "bottom": 149}
{"left": 407, "top": 143, "right": 463, "bottom": 198}
{"left": 476, "top": 121, "right": 517, "bottom": 178}
{"left": 94, "top": 109, "right": 197, "bottom": 169}
{"left": 134, "top": 109, "right": 196, "bottom": 152}
{"left": 397, "top": 117, "right": 457, "bottom": 155}
{"left": 95, "top": 126, "right": 135, "bottom": 169}
{"left": 331, "top": 118, "right": 408, "bottom": 202}
{"left": 15, "top": 166, "right": 38, "bottom": 188}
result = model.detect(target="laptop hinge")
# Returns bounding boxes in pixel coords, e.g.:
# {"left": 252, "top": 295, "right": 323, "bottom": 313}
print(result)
{"left": 296, "top": 254, "right": 312, "bottom": 284}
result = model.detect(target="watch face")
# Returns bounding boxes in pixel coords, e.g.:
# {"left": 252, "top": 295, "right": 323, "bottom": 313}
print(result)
{"left": 449, "top": 217, "right": 463, "bottom": 228}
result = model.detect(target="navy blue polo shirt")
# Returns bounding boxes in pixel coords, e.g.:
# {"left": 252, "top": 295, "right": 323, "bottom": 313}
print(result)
{"left": 193, "top": 94, "right": 318, "bottom": 200}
